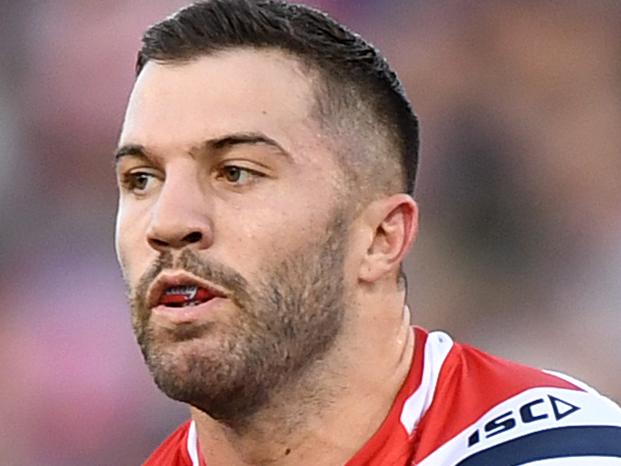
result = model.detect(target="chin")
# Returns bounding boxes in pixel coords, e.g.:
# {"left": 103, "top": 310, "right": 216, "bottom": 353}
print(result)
{"left": 149, "top": 345, "right": 268, "bottom": 421}
{"left": 145, "top": 327, "right": 231, "bottom": 380}
{"left": 148, "top": 341, "right": 224, "bottom": 394}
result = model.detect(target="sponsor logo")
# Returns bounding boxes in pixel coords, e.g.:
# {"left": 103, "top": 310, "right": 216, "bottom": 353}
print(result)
{"left": 467, "top": 395, "right": 580, "bottom": 447}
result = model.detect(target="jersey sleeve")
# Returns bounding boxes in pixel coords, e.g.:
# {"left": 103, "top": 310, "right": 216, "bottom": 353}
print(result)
{"left": 416, "top": 348, "right": 621, "bottom": 466}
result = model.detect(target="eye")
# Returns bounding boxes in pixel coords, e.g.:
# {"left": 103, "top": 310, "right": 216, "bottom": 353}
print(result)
{"left": 121, "top": 171, "right": 158, "bottom": 194}
{"left": 218, "top": 165, "right": 263, "bottom": 186}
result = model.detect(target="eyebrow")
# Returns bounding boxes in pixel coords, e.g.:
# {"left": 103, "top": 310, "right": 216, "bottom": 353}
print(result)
{"left": 208, "top": 132, "right": 289, "bottom": 156}
{"left": 114, "top": 132, "right": 291, "bottom": 164}
{"left": 114, "top": 144, "right": 148, "bottom": 163}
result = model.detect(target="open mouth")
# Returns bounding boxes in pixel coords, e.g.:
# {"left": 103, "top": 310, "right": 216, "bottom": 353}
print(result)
{"left": 158, "top": 285, "right": 217, "bottom": 308}
{"left": 147, "top": 272, "right": 228, "bottom": 313}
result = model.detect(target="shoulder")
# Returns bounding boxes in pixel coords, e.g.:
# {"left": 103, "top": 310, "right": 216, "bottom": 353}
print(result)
{"left": 411, "top": 329, "right": 621, "bottom": 465}
{"left": 142, "top": 420, "right": 194, "bottom": 466}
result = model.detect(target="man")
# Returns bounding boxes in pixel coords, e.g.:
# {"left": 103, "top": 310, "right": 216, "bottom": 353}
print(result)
{"left": 114, "top": 1, "right": 621, "bottom": 464}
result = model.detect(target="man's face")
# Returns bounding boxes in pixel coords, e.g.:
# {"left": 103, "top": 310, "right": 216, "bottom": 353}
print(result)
{"left": 115, "top": 49, "right": 352, "bottom": 421}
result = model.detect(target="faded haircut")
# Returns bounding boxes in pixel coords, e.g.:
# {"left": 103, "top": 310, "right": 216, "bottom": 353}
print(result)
{"left": 136, "top": 0, "right": 420, "bottom": 199}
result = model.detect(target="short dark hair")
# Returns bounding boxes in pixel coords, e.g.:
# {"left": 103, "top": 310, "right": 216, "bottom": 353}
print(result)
{"left": 137, "top": 0, "right": 419, "bottom": 196}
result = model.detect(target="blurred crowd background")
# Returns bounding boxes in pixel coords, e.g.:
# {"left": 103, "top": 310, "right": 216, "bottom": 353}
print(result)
{"left": 0, "top": 0, "right": 619, "bottom": 464}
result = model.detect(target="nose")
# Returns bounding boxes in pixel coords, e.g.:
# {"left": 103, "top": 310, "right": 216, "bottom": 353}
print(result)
{"left": 146, "top": 176, "right": 213, "bottom": 252}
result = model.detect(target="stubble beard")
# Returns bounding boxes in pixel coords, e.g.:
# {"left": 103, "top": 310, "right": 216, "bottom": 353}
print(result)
{"left": 127, "top": 215, "right": 348, "bottom": 425}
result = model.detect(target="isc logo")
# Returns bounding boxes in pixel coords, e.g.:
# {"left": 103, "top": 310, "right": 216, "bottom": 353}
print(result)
{"left": 467, "top": 395, "right": 580, "bottom": 447}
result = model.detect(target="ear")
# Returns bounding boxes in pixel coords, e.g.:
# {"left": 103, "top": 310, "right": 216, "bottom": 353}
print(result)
{"left": 358, "top": 194, "right": 418, "bottom": 284}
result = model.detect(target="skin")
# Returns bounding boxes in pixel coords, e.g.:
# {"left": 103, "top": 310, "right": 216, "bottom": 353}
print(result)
{"left": 115, "top": 48, "right": 419, "bottom": 465}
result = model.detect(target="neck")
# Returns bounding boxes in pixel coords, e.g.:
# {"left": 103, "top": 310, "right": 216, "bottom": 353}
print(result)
{"left": 193, "top": 297, "right": 414, "bottom": 466}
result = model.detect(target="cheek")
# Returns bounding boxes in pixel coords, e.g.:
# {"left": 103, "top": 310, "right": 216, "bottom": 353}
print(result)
{"left": 221, "top": 207, "right": 311, "bottom": 258}
{"left": 115, "top": 202, "right": 148, "bottom": 284}
{"left": 224, "top": 209, "right": 339, "bottom": 279}
{"left": 114, "top": 209, "right": 131, "bottom": 280}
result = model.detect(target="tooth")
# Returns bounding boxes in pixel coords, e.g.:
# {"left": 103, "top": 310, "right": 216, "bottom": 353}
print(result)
{"left": 165, "top": 285, "right": 198, "bottom": 298}
{"left": 187, "top": 286, "right": 198, "bottom": 300}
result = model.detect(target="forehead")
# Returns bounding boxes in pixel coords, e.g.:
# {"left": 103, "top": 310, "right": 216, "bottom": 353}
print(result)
{"left": 120, "top": 48, "right": 323, "bottom": 155}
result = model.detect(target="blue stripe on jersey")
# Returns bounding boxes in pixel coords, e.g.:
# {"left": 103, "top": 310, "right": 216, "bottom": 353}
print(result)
{"left": 456, "top": 425, "right": 621, "bottom": 466}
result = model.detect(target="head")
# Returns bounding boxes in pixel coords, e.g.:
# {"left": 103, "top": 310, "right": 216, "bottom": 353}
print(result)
{"left": 115, "top": 0, "right": 419, "bottom": 423}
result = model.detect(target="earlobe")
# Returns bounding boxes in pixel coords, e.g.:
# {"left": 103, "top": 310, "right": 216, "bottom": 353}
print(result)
{"left": 359, "top": 195, "right": 418, "bottom": 284}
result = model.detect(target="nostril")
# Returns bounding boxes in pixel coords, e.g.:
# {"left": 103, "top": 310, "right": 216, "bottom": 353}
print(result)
{"left": 150, "top": 238, "right": 169, "bottom": 248}
{"left": 147, "top": 228, "right": 208, "bottom": 251}
{"left": 183, "top": 231, "right": 203, "bottom": 243}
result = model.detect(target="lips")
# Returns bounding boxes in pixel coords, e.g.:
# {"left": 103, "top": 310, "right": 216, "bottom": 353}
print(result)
{"left": 146, "top": 272, "right": 228, "bottom": 310}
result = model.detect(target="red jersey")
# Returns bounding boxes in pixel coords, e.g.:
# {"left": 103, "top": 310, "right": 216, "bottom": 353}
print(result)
{"left": 143, "top": 327, "right": 621, "bottom": 465}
